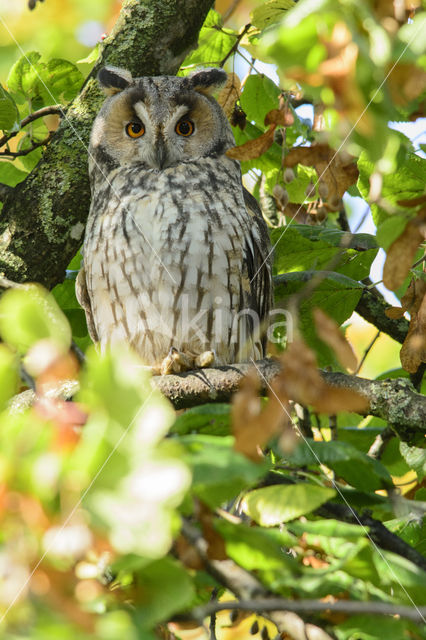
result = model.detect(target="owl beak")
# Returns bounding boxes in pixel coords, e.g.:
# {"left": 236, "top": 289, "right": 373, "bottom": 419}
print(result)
{"left": 154, "top": 135, "right": 167, "bottom": 169}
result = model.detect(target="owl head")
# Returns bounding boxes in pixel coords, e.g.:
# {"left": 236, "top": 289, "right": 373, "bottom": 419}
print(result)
{"left": 90, "top": 66, "right": 235, "bottom": 170}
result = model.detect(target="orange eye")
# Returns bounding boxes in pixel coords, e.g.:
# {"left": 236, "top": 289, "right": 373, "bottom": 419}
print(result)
{"left": 126, "top": 122, "right": 145, "bottom": 138}
{"left": 175, "top": 120, "right": 194, "bottom": 136}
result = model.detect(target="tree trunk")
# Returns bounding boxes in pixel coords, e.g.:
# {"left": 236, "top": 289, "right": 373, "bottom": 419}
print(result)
{"left": 0, "top": 0, "right": 214, "bottom": 289}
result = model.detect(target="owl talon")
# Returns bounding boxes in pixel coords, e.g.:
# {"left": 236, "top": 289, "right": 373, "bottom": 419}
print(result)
{"left": 160, "top": 347, "right": 195, "bottom": 375}
{"left": 195, "top": 349, "right": 215, "bottom": 368}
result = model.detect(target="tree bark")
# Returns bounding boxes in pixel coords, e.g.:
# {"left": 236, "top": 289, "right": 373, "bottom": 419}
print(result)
{"left": 0, "top": 0, "right": 213, "bottom": 289}
{"left": 154, "top": 359, "right": 426, "bottom": 442}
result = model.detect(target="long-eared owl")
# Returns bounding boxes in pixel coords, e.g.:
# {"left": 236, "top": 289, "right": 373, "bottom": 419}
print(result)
{"left": 76, "top": 66, "right": 272, "bottom": 374}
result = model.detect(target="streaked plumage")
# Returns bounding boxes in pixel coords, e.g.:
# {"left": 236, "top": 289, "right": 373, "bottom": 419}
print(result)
{"left": 76, "top": 66, "right": 272, "bottom": 373}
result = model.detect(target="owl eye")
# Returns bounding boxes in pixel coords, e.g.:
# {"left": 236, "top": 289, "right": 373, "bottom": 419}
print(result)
{"left": 175, "top": 120, "right": 194, "bottom": 137}
{"left": 126, "top": 122, "right": 145, "bottom": 138}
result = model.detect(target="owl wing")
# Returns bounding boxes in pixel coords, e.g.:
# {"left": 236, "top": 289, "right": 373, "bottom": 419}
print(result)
{"left": 75, "top": 266, "right": 99, "bottom": 343}
{"left": 242, "top": 187, "right": 273, "bottom": 349}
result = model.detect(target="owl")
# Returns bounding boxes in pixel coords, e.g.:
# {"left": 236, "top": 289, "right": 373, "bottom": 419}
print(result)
{"left": 76, "top": 66, "right": 272, "bottom": 375}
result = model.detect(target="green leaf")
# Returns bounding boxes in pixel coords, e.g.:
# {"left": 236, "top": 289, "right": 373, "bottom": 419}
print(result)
{"left": 239, "top": 74, "right": 280, "bottom": 127}
{"left": 78, "top": 346, "right": 169, "bottom": 431}
{"left": 215, "top": 519, "right": 297, "bottom": 570}
{"left": 251, "top": 0, "right": 296, "bottom": 30}
{"left": 288, "top": 518, "right": 366, "bottom": 540}
{"left": 357, "top": 150, "right": 426, "bottom": 232}
{"left": 241, "top": 483, "right": 336, "bottom": 525}
{"left": 273, "top": 270, "right": 363, "bottom": 366}
{"left": 180, "top": 10, "right": 236, "bottom": 71}
{"left": 171, "top": 403, "right": 230, "bottom": 436}
{"left": 132, "top": 558, "right": 194, "bottom": 630}
{"left": 180, "top": 435, "right": 267, "bottom": 508}
{"left": 233, "top": 121, "right": 282, "bottom": 175}
{"left": 400, "top": 442, "right": 426, "bottom": 481}
{"left": 335, "top": 615, "right": 412, "bottom": 640}
{"left": 38, "top": 58, "right": 83, "bottom": 102}
{"left": 7, "top": 51, "right": 42, "bottom": 100}
{"left": 271, "top": 226, "right": 377, "bottom": 279}
{"left": 0, "top": 161, "right": 28, "bottom": 186}
{"left": 7, "top": 51, "right": 82, "bottom": 106}
{"left": 287, "top": 439, "right": 393, "bottom": 491}
{"left": 52, "top": 278, "right": 88, "bottom": 339}
{"left": 258, "top": 10, "right": 335, "bottom": 83}
{"left": 77, "top": 43, "right": 101, "bottom": 65}
{"left": 0, "top": 284, "right": 72, "bottom": 353}
{"left": 0, "top": 345, "right": 19, "bottom": 410}
{"left": 0, "top": 85, "right": 19, "bottom": 131}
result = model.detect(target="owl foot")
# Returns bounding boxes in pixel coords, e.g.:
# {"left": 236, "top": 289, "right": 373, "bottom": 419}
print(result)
{"left": 159, "top": 347, "right": 216, "bottom": 375}
{"left": 160, "top": 347, "right": 193, "bottom": 375}
{"left": 195, "top": 350, "right": 215, "bottom": 368}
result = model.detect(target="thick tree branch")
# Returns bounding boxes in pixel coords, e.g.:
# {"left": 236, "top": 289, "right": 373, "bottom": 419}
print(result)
{"left": 0, "top": 183, "right": 14, "bottom": 202}
{"left": 355, "top": 288, "right": 409, "bottom": 344}
{"left": 153, "top": 359, "right": 426, "bottom": 441}
{"left": 0, "top": 0, "right": 214, "bottom": 289}
{"left": 181, "top": 520, "right": 335, "bottom": 640}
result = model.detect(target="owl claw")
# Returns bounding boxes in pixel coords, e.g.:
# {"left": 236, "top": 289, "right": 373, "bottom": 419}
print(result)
{"left": 195, "top": 349, "right": 215, "bottom": 368}
{"left": 160, "top": 347, "right": 194, "bottom": 375}
{"left": 159, "top": 347, "right": 216, "bottom": 375}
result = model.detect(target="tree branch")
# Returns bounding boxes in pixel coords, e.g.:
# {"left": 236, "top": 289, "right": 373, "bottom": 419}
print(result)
{"left": 0, "top": 0, "right": 214, "bottom": 288}
{"left": 0, "top": 133, "right": 54, "bottom": 157}
{"left": 355, "top": 288, "right": 409, "bottom": 344}
{"left": 153, "top": 359, "right": 426, "bottom": 442}
{"left": 318, "top": 501, "right": 426, "bottom": 572}
{"left": 0, "top": 105, "right": 62, "bottom": 149}
{"left": 191, "top": 598, "right": 426, "bottom": 625}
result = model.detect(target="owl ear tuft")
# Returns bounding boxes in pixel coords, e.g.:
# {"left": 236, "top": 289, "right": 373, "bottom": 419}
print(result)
{"left": 188, "top": 67, "right": 227, "bottom": 95}
{"left": 98, "top": 66, "right": 133, "bottom": 96}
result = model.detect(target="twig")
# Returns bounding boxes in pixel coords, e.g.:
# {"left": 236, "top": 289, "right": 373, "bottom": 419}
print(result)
{"left": 355, "top": 329, "right": 381, "bottom": 374}
{"left": 367, "top": 427, "right": 394, "bottom": 459}
{"left": 0, "top": 183, "right": 14, "bottom": 202}
{"left": 0, "top": 133, "right": 54, "bottom": 157}
{"left": 319, "top": 501, "right": 426, "bottom": 572}
{"left": 219, "top": 24, "right": 251, "bottom": 67}
{"left": 191, "top": 598, "right": 426, "bottom": 625}
{"left": 0, "top": 105, "right": 62, "bottom": 148}
{"left": 209, "top": 588, "right": 219, "bottom": 640}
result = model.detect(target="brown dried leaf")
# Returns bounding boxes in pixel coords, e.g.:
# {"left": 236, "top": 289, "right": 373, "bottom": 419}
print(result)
{"left": 385, "top": 306, "right": 405, "bottom": 319}
{"left": 226, "top": 125, "right": 276, "bottom": 161}
{"left": 314, "top": 386, "right": 368, "bottom": 414}
{"left": 313, "top": 307, "right": 358, "bottom": 372}
{"left": 232, "top": 368, "right": 292, "bottom": 461}
{"left": 198, "top": 502, "right": 227, "bottom": 561}
{"left": 279, "top": 339, "right": 324, "bottom": 407}
{"left": 400, "top": 283, "right": 426, "bottom": 373}
{"left": 218, "top": 72, "right": 241, "bottom": 119}
{"left": 264, "top": 108, "right": 294, "bottom": 127}
{"left": 388, "top": 63, "right": 426, "bottom": 108}
{"left": 284, "top": 143, "right": 358, "bottom": 203}
{"left": 279, "top": 339, "right": 368, "bottom": 414}
{"left": 383, "top": 209, "right": 426, "bottom": 291}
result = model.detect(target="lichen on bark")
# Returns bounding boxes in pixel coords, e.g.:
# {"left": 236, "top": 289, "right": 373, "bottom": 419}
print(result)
{"left": 0, "top": 0, "right": 213, "bottom": 289}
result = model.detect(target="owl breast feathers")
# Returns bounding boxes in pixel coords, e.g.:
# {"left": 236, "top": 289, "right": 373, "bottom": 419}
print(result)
{"left": 76, "top": 65, "right": 273, "bottom": 374}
